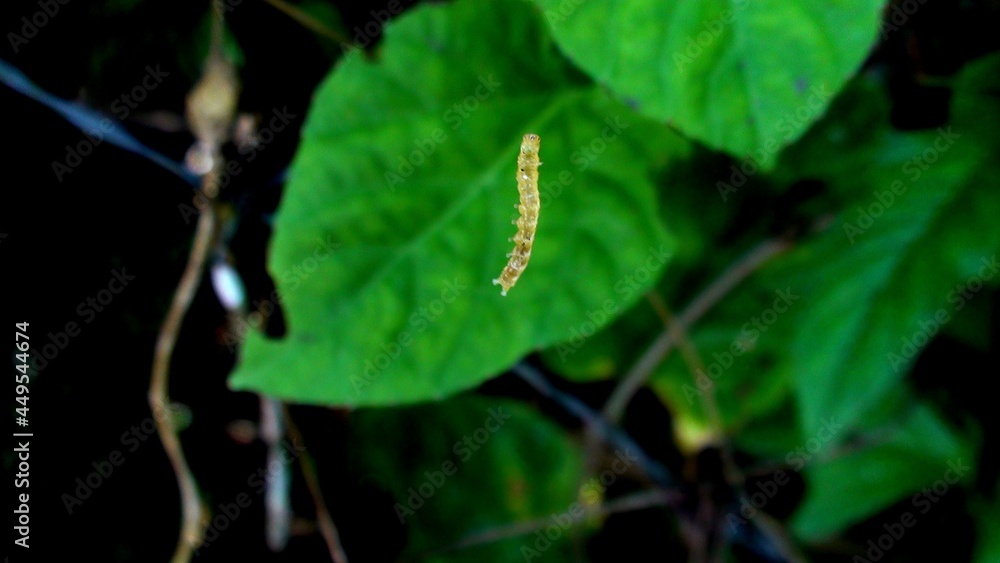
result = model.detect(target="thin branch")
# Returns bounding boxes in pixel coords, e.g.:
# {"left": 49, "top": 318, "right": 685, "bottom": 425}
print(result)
{"left": 429, "top": 488, "right": 677, "bottom": 556}
{"left": 149, "top": 190, "right": 216, "bottom": 563}
{"left": 284, "top": 406, "right": 351, "bottom": 563}
{"left": 261, "top": 397, "right": 292, "bottom": 551}
{"left": 513, "top": 362, "right": 674, "bottom": 487}
{"left": 649, "top": 297, "right": 743, "bottom": 489}
{"left": 261, "top": 0, "right": 353, "bottom": 45}
{"left": 150, "top": 6, "right": 239, "bottom": 560}
{"left": 643, "top": 245, "right": 808, "bottom": 562}
{"left": 602, "top": 238, "right": 792, "bottom": 425}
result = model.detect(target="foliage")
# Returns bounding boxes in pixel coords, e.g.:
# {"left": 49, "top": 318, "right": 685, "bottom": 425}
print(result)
{"left": 214, "top": 0, "right": 1000, "bottom": 559}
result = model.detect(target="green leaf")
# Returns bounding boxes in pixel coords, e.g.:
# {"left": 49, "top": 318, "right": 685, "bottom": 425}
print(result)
{"left": 531, "top": 0, "right": 884, "bottom": 166}
{"left": 730, "top": 400, "right": 802, "bottom": 460}
{"left": 792, "top": 401, "right": 973, "bottom": 539}
{"left": 765, "top": 64, "right": 1000, "bottom": 437}
{"left": 348, "top": 396, "right": 584, "bottom": 561}
{"left": 755, "top": 56, "right": 1000, "bottom": 539}
{"left": 230, "top": 0, "right": 679, "bottom": 406}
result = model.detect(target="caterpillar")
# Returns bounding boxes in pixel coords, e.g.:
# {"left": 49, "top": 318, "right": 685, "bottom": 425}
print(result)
{"left": 493, "top": 134, "right": 540, "bottom": 296}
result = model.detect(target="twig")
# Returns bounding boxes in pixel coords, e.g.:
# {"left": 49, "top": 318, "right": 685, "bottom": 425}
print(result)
{"left": 429, "top": 488, "right": 677, "bottom": 556}
{"left": 513, "top": 362, "right": 674, "bottom": 487}
{"left": 642, "top": 242, "right": 807, "bottom": 562}
{"left": 150, "top": 5, "right": 240, "bottom": 560}
{"left": 601, "top": 238, "right": 792, "bottom": 425}
{"left": 149, "top": 189, "right": 217, "bottom": 563}
{"left": 262, "top": 0, "right": 353, "bottom": 45}
{"left": 260, "top": 396, "right": 292, "bottom": 551}
{"left": 647, "top": 296, "right": 742, "bottom": 489}
{"left": 283, "top": 406, "right": 351, "bottom": 563}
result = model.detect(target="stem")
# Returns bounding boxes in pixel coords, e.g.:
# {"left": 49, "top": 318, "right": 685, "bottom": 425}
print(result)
{"left": 602, "top": 238, "right": 792, "bottom": 425}
{"left": 262, "top": 0, "right": 353, "bottom": 44}
{"left": 648, "top": 296, "right": 742, "bottom": 488}
{"left": 429, "top": 488, "right": 677, "bottom": 555}
{"left": 284, "top": 406, "right": 351, "bottom": 563}
{"left": 513, "top": 362, "right": 674, "bottom": 488}
{"left": 149, "top": 192, "right": 216, "bottom": 563}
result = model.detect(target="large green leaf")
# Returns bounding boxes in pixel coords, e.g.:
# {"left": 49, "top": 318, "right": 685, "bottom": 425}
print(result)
{"left": 348, "top": 396, "right": 584, "bottom": 561}
{"left": 530, "top": 0, "right": 883, "bottom": 166}
{"left": 230, "top": 0, "right": 679, "bottom": 406}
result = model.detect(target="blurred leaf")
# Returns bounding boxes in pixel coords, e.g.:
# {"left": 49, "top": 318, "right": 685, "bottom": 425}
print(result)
{"left": 349, "top": 396, "right": 583, "bottom": 561}
{"left": 765, "top": 59, "right": 1000, "bottom": 438}
{"left": 772, "top": 72, "right": 895, "bottom": 201}
{"left": 730, "top": 399, "right": 802, "bottom": 460}
{"left": 974, "top": 492, "right": 1000, "bottom": 563}
{"left": 231, "top": 0, "right": 680, "bottom": 406}
{"left": 952, "top": 53, "right": 1000, "bottom": 138}
{"left": 530, "top": 0, "right": 884, "bottom": 166}
{"left": 792, "top": 401, "right": 973, "bottom": 539}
